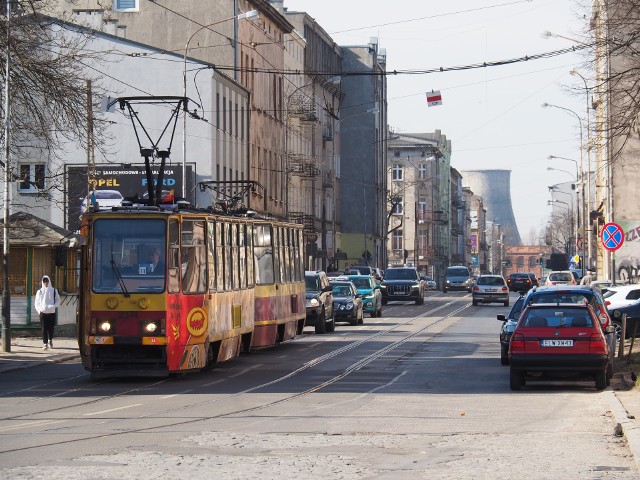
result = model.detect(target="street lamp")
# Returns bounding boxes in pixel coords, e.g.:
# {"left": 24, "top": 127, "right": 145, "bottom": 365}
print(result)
{"left": 542, "top": 102, "right": 586, "bottom": 268}
{"left": 570, "top": 68, "right": 594, "bottom": 271}
{"left": 548, "top": 155, "right": 578, "bottom": 181}
{"left": 182, "top": 9, "right": 259, "bottom": 198}
{"left": 546, "top": 166, "right": 575, "bottom": 179}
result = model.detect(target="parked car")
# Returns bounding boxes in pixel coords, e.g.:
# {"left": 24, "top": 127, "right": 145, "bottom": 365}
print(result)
{"left": 79, "top": 189, "right": 124, "bottom": 214}
{"left": 380, "top": 267, "right": 425, "bottom": 305}
{"left": 443, "top": 265, "right": 473, "bottom": 293}
{"left": 305, "top": 271, "right": 335, "bottom": 334}
{"left": 472, "top": 274, "right": 509, "bottom": 306}
{"left": 603, "top": 284, "right": 640, "bottom": 310}
{"left": 330, "top": 280, "right": 364, "bottom": 326}
{"left": 347, "top": 274, "right": 382, "bottom": 317}
{"left": 507, "top": 272, "right": 538, "bottom": 293}
{"left": 524, "top": 285, "right": 611, "bottom": 329}
{"left": 420, "top": 275, "right": 437, "bottom": 290}
{"left": 545, "top": 270, "right": 577, "bottom": 286}
{"left": 508, "top": 303, "right": 614, "bottom": 391}
{"left": 497, "top": 295, "right": 525, "bottom": 365}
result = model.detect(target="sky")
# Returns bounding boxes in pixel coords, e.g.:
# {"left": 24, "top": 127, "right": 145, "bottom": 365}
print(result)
{"left": 282, "top": 0, "right": 590, "bottom": 244}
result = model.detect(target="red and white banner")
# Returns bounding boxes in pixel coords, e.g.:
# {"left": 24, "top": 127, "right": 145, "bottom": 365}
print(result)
{"left": 426, "top": 90, "right": 443, "bottom": 107}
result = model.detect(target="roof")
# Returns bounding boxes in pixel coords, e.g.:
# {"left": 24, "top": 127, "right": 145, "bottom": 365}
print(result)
{"left": 0, "top": 212, "right": 82, "bottom": 247}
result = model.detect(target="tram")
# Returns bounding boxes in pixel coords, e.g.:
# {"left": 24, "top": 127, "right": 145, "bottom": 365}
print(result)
{"left": 77, "top": 204, "right": 306, "bottom": 378}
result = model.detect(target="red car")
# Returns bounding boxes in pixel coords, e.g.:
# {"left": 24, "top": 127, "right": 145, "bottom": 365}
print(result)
{"left": 509, "top": 303, "right": 614, "bottom": 391}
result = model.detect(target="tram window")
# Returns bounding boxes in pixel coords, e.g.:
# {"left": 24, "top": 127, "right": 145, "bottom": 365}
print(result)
{"left": 231, "top": 223, "right": 239, "bottom": 290}
{"left": 215, "top": 222, "right": 224, "bottom": 291}
{"left": 273, "top": 227, "right": 282, "bottom": 284}
{"left": 254, "top": 224, "right": 274, "bottom": 285}
{"left": 223, "top": 222, "right": 233, "bottom": 290}
{"left": 246, "top": 224, "right": 255, "bottom": 287}
{"left": 283, "top": 227, "right": 291, "bottom": 283}
{"left": 238, "top": 223, "right": 247, "bottom": 289}
{"left": 168, "top": 219, "right": 180, "bottom": 293}
{"left": 207, "top": 221, "right": 216, "bottom": 292}
{"left": 182, "top": 220, "right": 207, "bottom": 294}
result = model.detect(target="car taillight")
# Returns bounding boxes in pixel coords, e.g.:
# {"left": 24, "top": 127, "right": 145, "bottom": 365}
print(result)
{"left": 510, "top": 333, "right": 525, "bottom": 352}
{"left": 473, "top": 286, "right": 479, "bottom": 291}
{"left": 590, "top": 334, "right": 607, "bottom": 354}
{"left": 501, "top": 286, "right": 508, "bottom": 291}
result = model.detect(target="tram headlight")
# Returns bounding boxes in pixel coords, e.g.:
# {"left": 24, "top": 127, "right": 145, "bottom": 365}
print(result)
{"left": 98, "top": 320, "right": 112, "bottom": 333}
{"left": 144, "top": 322, "right": 158, "bottom": 333}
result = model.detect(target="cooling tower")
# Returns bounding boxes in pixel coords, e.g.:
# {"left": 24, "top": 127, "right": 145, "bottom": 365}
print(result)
{"left": 461, "top": 170, "right": 522, "bottom": 246}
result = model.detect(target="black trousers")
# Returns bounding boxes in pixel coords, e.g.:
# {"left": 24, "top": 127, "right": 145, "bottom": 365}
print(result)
{"left": 40, "top": 312, "right": 56, "bottom": 344}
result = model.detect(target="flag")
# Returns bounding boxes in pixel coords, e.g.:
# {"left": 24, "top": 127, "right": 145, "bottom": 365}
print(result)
{"left": 426, "top": 90, "right": 443, "bottom": 107}
{"left": 162, "top": 189, "right": 175, "bottom": 203}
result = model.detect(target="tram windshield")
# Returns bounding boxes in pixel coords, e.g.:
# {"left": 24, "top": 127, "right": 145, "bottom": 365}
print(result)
{"left": 92, "top": 218, "right": 167, "bottom": 293}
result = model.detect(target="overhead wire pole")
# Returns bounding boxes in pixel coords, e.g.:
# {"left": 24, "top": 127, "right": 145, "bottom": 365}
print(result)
{"left": 2, "top": 0, "right": 11, "bottom": 352}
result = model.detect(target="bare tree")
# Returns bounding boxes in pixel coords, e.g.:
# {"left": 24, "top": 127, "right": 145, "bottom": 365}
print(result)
{"left": 0, "top": 1, "right": 106, "bottom": 194}
{"left": 545, "top": 209, "right": 574, "bottom": 254}
{"left": 576, "top": 0, "right": 640, "bottom": 166}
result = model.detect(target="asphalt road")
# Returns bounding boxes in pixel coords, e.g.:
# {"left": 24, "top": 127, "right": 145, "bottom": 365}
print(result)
{"left": 0, "top": 291, "right": 637, "bottom": 479}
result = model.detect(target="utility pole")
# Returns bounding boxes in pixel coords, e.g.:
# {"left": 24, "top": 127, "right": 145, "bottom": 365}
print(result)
{"left": 2, "top": 0, "right": 12, "bottom": 352}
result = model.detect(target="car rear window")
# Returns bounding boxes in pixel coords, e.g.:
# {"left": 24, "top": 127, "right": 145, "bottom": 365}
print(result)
{"left": 549, "top": 272, "right": 573, "bottom": 282}
{"left": 522, "top": 308, "right": 593, "bottom": 328}
{"left": 477, "top": 276, "right": 505, "bottom": 286}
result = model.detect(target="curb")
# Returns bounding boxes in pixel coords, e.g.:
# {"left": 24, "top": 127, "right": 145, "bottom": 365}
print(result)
{"left": 609, "top": 390, "right": 640, "bottom": 472}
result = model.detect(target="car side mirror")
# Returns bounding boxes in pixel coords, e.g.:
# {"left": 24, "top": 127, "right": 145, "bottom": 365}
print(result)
{"left": 605, "top": 325, "right": 615, "bottom": 334}
{"left": 497, "top": 314, "right": 506, "bottom": 321}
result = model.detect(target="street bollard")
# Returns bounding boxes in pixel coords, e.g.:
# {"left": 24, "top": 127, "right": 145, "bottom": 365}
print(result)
{"left": 618, "top": 313, "right": 627, "bottom": 360}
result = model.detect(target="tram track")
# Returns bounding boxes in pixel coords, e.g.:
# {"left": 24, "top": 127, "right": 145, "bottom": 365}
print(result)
{"left": 0, "top": 297, "right": 471, "bottom": 455}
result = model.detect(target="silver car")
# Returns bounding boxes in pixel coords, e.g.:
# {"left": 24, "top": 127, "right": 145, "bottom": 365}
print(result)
{"left": 472, "top": 274, "right": 509, "bottom": 307}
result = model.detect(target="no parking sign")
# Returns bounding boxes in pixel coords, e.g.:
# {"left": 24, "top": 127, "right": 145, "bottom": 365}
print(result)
{"left": 601, "top": 222, "right": 624, "bottom": 252}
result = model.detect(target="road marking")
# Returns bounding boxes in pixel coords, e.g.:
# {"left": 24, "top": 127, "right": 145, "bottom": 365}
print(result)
{"left": 160, "top": 390, "right": 192, "bottom": 399}
{"left": 202, "top": 379, "right": 226, "bottom": 387}
{"left": 82, "top": 404, "right": 142, "bottom": 416}
{"left": 0, "top": 419, "right": 65, "bottom": 432}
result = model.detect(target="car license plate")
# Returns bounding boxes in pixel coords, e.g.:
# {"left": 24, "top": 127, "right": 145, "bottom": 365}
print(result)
{"left": 541, "top": 339, "right": 573, "bottom": 347}
{"left": 486, "top": 288, "right": 497, "bottom": 292}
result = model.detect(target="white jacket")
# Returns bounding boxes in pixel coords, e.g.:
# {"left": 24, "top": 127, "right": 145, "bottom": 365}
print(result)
{"left": 35, "top": 276, "right": 60, "bottom": 314}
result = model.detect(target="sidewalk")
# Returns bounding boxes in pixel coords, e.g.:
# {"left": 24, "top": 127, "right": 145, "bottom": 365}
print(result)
{"left": 1, "top": 335, "right": 639, "bottom": 473}
{"left": 0, "top": 336, "right": 80, "bottom": 374}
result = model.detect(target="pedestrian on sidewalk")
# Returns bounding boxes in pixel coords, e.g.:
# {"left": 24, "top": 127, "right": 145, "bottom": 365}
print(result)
{"left": 34, "top": 275, "right": 60, "bottom": 350}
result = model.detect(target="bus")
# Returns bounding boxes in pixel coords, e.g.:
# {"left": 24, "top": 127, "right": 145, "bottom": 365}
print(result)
{"left": 77, "top": 206, "right": 305, "bottom": 379}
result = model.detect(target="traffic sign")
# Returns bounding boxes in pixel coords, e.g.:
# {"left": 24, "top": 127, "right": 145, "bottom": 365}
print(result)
{"left": 601, "top": 222, "right": 624, "bottom": 251}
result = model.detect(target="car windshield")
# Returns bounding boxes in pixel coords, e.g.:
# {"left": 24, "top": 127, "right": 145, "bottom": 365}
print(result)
{"left": 332, "top": 284, "right": 353, "bottom": 297}
{"left": 96, "top": 191, "right": 122, "bottom": 199}
{"left": 350, "top": 277, "right": 373, "bottom": 288}
{"left": 522, "top": 308, "right": 593, "bottom": 328}
{"left": 446, "top": 267, "right": 469, "bottom": 276}
{"left": 384, "top": 269, "right": 417, "bottom": 280}
{"left": 305, "top": 276, "right": 321, "bottom": 291}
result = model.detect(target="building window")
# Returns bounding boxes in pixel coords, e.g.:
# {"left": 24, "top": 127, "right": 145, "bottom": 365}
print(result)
{"left": 392, "top": 163, "right": 403, "bottom": 180}
{"left": 391, "top": 199, "right": 403, "bottom": 214}
{"left": 392, "top": 230, "right": 403, "bottom": 250}
{"left": 18, "top": 164, "right": 45, "bottom": 192}
{"left": 418, "top": 163, "right": 428, "bottom": 180}
{"left": 113, "top": 0, "right": 138, "bottom": 12}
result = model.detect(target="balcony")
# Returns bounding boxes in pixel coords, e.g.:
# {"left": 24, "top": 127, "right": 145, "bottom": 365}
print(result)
{"left": 288, "top": 153, "right": 319, "bottom": 177}
{"left": 288, "top": 212, "right": 315, "bottom": 234}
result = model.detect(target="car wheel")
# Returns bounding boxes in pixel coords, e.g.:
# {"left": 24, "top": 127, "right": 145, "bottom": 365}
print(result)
{"left": 612, "top": 321, "right": 623, "bottom": 343}
{"left": 595, "top": 370, "right": 607, "bottom": 390}
{"left": 501, "top": 354, "right": 509, "bottom": 366}
{"left": 606, "top": 364, "right": 612, "bottom": 387}
{"left": 510, "top": 368, "right": 523, "bottom": 391}
{"left": 315, "top": 310, "right": 327, "bottom": 334}
{"left": 443, "top": 288, "right": 448, "bottom": 293}
{"left": 326, "top": 312, "right": 335, "bottom": 332}
{"left": 472, "top": 299, "right": 478, "bottom": 306}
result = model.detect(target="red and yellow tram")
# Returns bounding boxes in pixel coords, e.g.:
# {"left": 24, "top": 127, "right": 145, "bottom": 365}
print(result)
{"left": 77, "top": 207, "right": 305, "bottom": 378}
